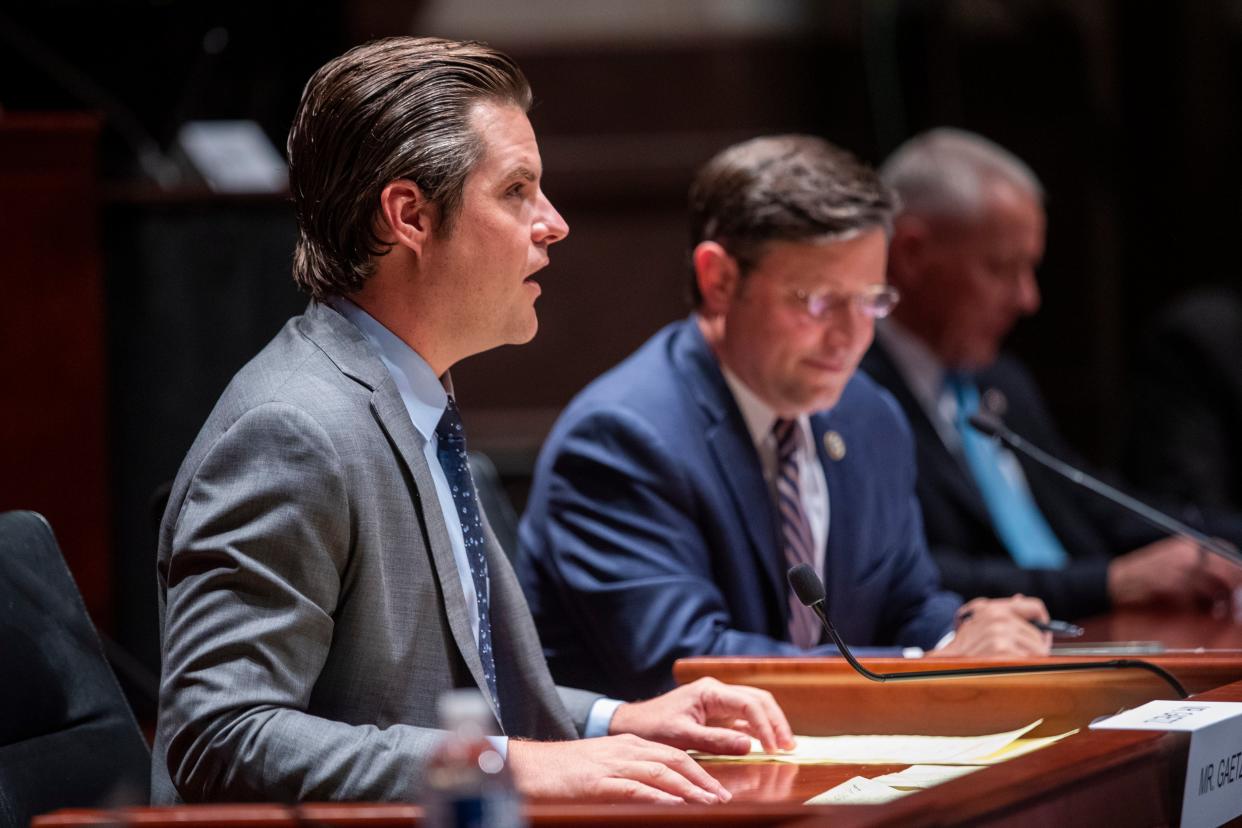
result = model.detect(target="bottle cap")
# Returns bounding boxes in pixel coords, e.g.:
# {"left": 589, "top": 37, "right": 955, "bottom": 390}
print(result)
{"left": 437, "top": 688, "right": 496, "bottom": 734}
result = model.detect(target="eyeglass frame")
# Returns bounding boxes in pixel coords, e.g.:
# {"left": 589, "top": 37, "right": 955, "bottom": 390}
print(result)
{"left": 787, "top": 283, "right": 901, "bottom": 321}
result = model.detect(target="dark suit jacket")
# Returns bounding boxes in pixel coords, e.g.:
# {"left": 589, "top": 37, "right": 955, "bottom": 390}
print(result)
{"left": 517, "top": 318, "right": 959, "bottom": 700}
{"left": 862, "top": 341, "right": 1170, "bottom": 620}
{"left": 154, "top": 302, "right": 594, "bottom": 803}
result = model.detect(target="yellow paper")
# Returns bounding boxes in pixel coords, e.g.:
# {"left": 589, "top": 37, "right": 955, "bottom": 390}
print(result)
{"left": 697, "top": 720, "right": 1044, "bottom": 765}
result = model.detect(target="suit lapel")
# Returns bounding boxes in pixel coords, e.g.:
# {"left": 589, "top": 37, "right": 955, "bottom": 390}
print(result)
{"left": 864, "top": 342, "right": 992, "bottom": 528}
{"left": 298, "top": 302, "right": 499, "bottom": 724}
{"left": 368, "top": 384, "right": 496, "bottom": 722}
{"left": 809, "top": 412, "right": 854, "bottom": 625}
{"left": 673, "top": 320, "right": 786, "bottom": 611}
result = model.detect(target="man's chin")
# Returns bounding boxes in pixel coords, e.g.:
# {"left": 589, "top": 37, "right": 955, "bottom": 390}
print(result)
{"left": 781, "top": 385, "right": 847, "bottom": 417}
{"left": 508, "top": 312, "right": 539, "bottom": 346}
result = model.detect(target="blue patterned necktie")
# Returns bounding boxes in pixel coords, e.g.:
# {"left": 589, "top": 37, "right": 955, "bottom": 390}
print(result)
{"left": 944, "top": 374, "right": 1069, "bottom": 569}
{"left": 435, "top": 396, "right": 500, "bottom": 713}
{"left": 773, "top": 419, "right": 822, "bottom": 648}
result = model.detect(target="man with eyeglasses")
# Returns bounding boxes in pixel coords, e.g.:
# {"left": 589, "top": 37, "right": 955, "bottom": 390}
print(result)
{"left": 863, "top": 127, "right": 1242, "bottom": 621}
{"left": 516, "top": 135, "right": 1049, "bottom": 701}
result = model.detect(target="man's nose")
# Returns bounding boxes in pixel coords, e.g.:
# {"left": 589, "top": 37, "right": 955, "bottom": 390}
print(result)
{"left": 1014, "top": 268, "right": 1041, "bottom": 315}
{"left": 820, "top": 300, "right": 869, "bottom": 346}
{"left": 534, "top": 192, "right": 569, "bottom": 246}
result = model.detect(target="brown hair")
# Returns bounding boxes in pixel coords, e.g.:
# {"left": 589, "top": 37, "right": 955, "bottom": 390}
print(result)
{"left": 287, "top": 37, "right": 532, "bottom": 300}
{"left": 687, "top": 134, "right": 895, "bottom": 305}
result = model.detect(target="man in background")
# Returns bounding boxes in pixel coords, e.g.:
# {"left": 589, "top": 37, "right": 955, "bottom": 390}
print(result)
{"left": 154, "top": 36, "right": 791, "bottom": 806}
{"left": 518, "top": 134, "right": 1050, "bottom": 702}
{"left": 864, "top": 127, "right": 1242, "bottom": 620}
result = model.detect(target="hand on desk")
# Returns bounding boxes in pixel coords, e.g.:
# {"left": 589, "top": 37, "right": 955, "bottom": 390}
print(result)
{"left": 1108, "top": 536, "right": 1242, "bottom": 611}
{"left": 508, "top": 677, "right": 793, "bottom": 803}
{"left": 933, "top": 594, "right": 1051, "bottom": 657}
{"left": 507, "top": 734, "right": 730, "bottom": 804}
{"left": 609, "top": 676, "right": 795, "bottom": 754}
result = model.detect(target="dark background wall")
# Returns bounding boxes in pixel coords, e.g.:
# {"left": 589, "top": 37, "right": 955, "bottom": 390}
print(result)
{"left": 2, "top": 0, "right": 1240, "bottom": 715}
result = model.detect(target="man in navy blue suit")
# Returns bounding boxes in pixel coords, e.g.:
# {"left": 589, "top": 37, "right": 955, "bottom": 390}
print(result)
{"left": 517, "top": 135, "right": 1050, "bottom": 701}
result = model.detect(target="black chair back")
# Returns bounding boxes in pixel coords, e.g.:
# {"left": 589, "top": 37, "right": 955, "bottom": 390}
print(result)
{"left": 0, "top": 511, "right": 149, "bottom": 827}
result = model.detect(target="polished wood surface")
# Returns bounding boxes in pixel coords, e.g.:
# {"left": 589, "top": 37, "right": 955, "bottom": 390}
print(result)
{"left": 1078, "top": 607, "right": 1242, "bottom": 650}
{"left": 37, "top": 673, "right": 1233, "bottom": 827}
{"left": 674, "top": 654, "right": 1241, "bottom": 737}
{"left": 36, "top": 611, "right": 1242, "bottom": 826}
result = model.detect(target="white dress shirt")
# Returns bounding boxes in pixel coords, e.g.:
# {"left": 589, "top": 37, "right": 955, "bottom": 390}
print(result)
{"left": 876, "top": 320, "right": 1036, "bottom": 499}
{"left": 719, "top": 366, "right": 829, "bottom": 575}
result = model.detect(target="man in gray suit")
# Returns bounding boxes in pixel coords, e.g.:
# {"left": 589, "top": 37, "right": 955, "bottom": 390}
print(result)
{"left": 154, "top": 37, "right": 792, "bottom": 805}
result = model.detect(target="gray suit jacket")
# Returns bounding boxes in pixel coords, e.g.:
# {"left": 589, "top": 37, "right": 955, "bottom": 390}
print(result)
{"left": 152, "top": 302, "right": 598, "bottom": 803}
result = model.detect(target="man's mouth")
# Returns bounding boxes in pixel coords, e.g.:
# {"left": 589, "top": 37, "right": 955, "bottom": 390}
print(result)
{"left": 805, "top": 357, "right": 847, "bottom": 373}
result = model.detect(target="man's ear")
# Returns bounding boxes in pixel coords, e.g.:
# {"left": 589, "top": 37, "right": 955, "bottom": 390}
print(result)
{"left": 377, "top": 179, "right": 436, "bottom": 256}
{"left": 693, "top": 241, "right": 741, "bottom": 317}
{"left": 888, "top": 215, "right": 933, "bottom": 287}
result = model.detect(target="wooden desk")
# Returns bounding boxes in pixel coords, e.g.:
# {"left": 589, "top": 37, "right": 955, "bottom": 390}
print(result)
{"left": 673, "top": 654, "right": 1242, "bottom": 736}
{"left": 1078, "top": 608, "right": 1242, "bottom": 650}
{"left": 38, "top": 666, "right": 1242, "bottom": 827}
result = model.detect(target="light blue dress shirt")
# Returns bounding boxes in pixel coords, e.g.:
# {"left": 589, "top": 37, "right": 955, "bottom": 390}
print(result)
{"left": 328, "top": 298, "right": 619, "bottom": 744}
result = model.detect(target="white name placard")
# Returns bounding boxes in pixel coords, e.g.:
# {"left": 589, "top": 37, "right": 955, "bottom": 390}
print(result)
{"left": 1091, "top": 700, "right": 1242, "bottom": 828}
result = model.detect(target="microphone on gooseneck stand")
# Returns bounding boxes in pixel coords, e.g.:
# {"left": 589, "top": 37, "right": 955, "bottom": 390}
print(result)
{"left": 785, "top": 564, "right": 1188, "bottom": 698}
{"left": 966, "top": 412, "right": 1242, "bottom": 567}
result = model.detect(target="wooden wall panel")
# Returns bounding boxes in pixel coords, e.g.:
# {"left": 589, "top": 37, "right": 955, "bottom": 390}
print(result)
{"left": 0, "top": 113, "right": 110, "bottom": 625}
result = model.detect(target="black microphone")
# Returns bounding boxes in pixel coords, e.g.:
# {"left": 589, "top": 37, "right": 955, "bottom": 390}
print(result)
{"left": 967, "top": 412, "right": 1242, "bottom": 567}
{"left": 786, "top": 563, "right": 1188, "bottom": 697}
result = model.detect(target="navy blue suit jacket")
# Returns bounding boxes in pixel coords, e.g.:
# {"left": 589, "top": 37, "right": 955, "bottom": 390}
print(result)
{"left": 517, "top": 318, "right": 960, "bottom": 700}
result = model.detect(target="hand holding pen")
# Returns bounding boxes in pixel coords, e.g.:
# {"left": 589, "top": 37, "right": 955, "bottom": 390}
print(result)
{"left": 957, "top": 606, "right": 1084, "bottom": 637}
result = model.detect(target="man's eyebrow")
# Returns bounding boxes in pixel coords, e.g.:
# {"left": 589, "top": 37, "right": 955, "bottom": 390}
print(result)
{"left": 503, "top": 164, "right": 539, "bottom": 182}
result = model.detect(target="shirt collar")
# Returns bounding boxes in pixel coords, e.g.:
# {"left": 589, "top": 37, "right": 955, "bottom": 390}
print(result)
{"left": 326, "top": 296, "right": 447, "bottom": 440}
{"left": 719, "top": 363, "right": 813, "bottom": 452}
{"left": 876, "top": 318, "right": 947, "bottom": 413}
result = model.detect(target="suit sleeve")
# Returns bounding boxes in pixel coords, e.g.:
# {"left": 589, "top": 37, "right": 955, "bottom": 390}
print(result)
{"left": 928, "top": 541, "right": 1110, "bottom": 620}
{"left": 158, "top": 402, "right": 442, "bottom": 802}
{"left": 529, "top": 406, "right": 839, "bottom": 701}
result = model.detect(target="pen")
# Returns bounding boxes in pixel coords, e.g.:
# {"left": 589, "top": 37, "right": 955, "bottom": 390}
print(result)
{"left": 1031, "top": 619, "right": 1085, "bottom": 637}
{"left": 957, "top": 610, "right": 1084, "bottom": 637}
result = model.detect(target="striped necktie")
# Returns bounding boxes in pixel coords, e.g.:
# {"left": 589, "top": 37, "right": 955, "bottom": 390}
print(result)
{"left": 773, "top": 418, "right": 822, "bottom": 648}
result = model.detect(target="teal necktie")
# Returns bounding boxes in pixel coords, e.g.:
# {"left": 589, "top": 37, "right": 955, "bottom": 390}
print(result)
{"left": 945, "top": 374, "right": 1069, "bottom": 569}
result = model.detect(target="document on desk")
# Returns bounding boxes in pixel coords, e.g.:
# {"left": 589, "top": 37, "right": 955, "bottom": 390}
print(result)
{"left": 870, "top": 764, "right": 983, "bottom": 788}
{"left": 806, "top": 775, "right": 911, "bottom": 805}
{"left": 697, "top": 719, "right": 1075, "bottom": 765}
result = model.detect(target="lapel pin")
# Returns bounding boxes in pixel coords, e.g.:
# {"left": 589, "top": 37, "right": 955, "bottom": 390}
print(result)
{"left": 983, "top": 388, "right": 1008, "bottom": 417}
{"left": 823, "top": 430, "right": 847, "bottom": 461}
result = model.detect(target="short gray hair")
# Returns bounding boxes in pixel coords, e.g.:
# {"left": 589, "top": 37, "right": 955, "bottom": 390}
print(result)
{"left": 880, "top": 127, "right": 1043, "bottom": 220}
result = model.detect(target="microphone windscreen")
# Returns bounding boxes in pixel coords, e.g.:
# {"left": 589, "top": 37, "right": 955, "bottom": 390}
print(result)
{"left": 787, "top": 563, "right": 826, "bottom": 606}
{"left": 967, "top": 412, "right": 1002, "bottom": 438}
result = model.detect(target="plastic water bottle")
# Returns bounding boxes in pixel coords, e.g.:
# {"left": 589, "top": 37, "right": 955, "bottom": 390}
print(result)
{"left": 422, "top": 689, "right": 525, "bottom": 828}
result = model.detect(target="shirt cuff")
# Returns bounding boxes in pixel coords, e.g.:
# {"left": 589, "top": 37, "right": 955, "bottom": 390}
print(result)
{"left": 930, "top": 629, "right": 957, "bottom": 652}
{"left": 485, "top": 735, "right": 508, "bottom": 759}
{"left": 584, "top": 697, "right": 625, "bottom": 738}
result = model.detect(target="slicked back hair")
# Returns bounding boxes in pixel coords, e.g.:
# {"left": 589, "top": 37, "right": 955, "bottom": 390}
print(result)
{"left": 687, "top": 134, "right": 895, "bottom": 306}
{"left": 287, "top": 36, "right": 532, "bottom": 300}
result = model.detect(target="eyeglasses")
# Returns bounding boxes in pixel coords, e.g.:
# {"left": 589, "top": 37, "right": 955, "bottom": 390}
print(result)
{"left": 789, "top": 284, "right": 900, "bottom": 321}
